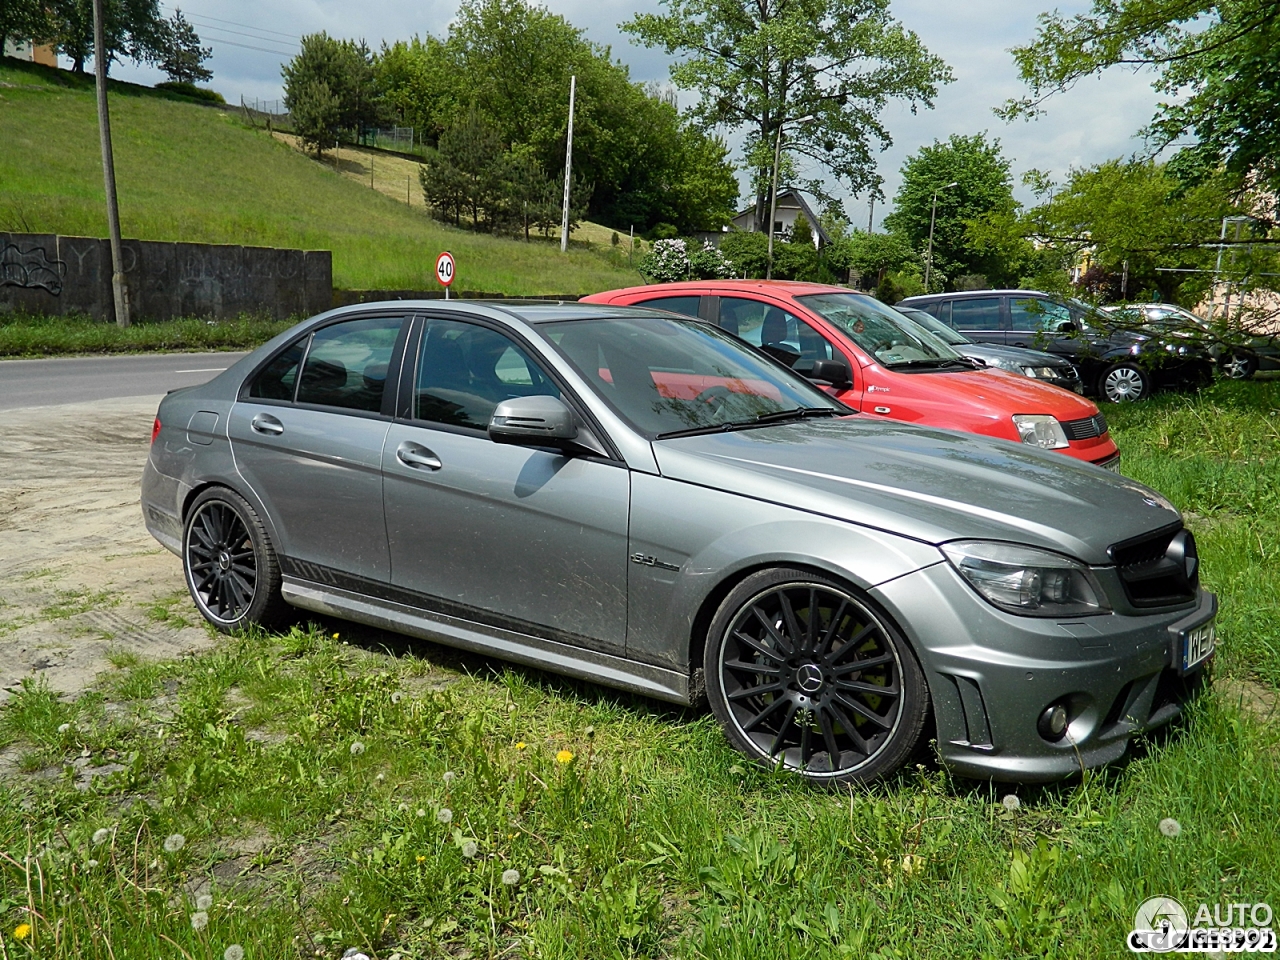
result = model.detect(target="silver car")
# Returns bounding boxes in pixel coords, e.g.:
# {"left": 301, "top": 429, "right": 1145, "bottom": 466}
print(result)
{"left": 142, "top": 302, "right": 1216, "bottom": 784}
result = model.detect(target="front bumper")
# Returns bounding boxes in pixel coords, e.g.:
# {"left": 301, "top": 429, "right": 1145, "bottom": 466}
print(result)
{"left": 872, "top": 561, "right": 1215, "bottom": 782}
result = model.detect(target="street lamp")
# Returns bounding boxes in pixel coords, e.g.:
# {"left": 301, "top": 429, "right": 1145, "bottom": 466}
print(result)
{"left": 924, "top": 181, "right": 958, "bottom": 292}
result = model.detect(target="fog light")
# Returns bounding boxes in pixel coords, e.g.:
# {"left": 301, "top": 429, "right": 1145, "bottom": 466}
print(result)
{"left": 1038, "top": 703, "right": 1069, "bottom": 741}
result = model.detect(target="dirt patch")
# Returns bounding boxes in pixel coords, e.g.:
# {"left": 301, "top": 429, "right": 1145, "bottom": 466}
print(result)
{"left": 0, "top": 396, "right": 215, "bottom": 702}
{"left": 1218, "top": 678, "right": 1279, "bottom": 722}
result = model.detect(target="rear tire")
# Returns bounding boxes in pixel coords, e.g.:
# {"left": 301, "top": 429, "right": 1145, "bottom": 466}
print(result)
{"left": 183, "top": 487, "right": 290, "bottom": 632}
{"left": 1099, "top": 362, "right": 1151, "bottom": 402}
{"left": 1219, "top": 351, "right": 1258, "bottom": 380}
{"left": 704, "top": 568, "right": 929, "bottom": 785}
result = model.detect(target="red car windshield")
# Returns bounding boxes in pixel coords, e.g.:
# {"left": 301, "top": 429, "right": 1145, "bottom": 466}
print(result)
{"left": 798, "top": 293, "right": 965, "bottom": 367}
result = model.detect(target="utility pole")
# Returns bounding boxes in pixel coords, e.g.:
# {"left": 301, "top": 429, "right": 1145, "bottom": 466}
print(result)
{"left": 560, "top": 75, "right": 576, "bottom": 253}
{"left": 765, "top": 120, "right": 784, "bottom": 280}
{"left": 867, "top": 196, "right": 875, "bottom": 234}
{"left": 93, "top": 0, "right": 129, "bottom": 328}
{"left": 923, "top": 181, "right": 958, "bottom": 293}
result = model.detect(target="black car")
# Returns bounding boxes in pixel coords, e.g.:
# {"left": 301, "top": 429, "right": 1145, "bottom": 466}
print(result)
{"left": 895, "top": 305, "right": 1083, "bottom": 393}
{"left": 898, "top": 290, "right": 1214, "bottom": 402}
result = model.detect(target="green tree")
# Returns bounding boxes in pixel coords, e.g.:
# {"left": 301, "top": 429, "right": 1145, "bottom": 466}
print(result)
{"left": 882, "top": 133, "right": 1018, "bottom": 290}
{"left": 1001, "top": 0, "right": 1280, "bottom": 192}
{"left": 790, "top": 214, "right": 813, "bottom": 247}
{"left": 283, "top": 34, "right": 381, "bottom": 141}
{"left": 720, "top": 231, "right": 769, "bottom": 277}
{"left": 829, "top": 230, "right": 920, "bottom": 290}
{"left": 289, "top": 79, "right": 342, "bottom": 156}
{"left": 624, "top": 0, "right": 951, "bottom": 228}
{"left": 156, "top": 9, "right": 211, "bottom": 85}
{"left": 48, "top": 0, "right": 167, "bottom": 74}
{"left": 0, "top": 0, "right": 49, "bottom": 52}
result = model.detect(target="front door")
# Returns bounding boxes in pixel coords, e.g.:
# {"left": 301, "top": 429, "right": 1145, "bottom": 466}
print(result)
{"left": 229, "top": 314, "right": 406, "bottom": 582}
{"left": 381, "top": 316, "right": 630, "bottom": 653}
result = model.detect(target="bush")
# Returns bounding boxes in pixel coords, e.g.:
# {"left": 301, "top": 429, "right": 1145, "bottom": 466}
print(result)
{"left": 875, "top": 269, "right": 925, "bottom": 304}
{"left": 718, "top": 231, "right": 768, "bottom": 278}
{"left": 639, "top": 239, "right": 691, "bottom": 282}
{"left": 688, "top": 241, "right": 735, "bottom": 280}
{"left": 154, "top": 81, "right": 225, "bottom": 103}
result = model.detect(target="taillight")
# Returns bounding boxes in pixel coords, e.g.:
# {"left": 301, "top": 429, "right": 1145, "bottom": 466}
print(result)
{"left": 151, "top": 417, "right": 162, "bottom": 444}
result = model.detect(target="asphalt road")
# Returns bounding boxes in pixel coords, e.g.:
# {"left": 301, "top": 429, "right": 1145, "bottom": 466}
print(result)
{"left": 0, "top": 352, "right": 248, "bottom": 410}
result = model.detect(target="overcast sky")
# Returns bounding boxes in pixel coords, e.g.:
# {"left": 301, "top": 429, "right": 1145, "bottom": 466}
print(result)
{"left": 108, "top": 0, "right": 1164, "bottom": 226}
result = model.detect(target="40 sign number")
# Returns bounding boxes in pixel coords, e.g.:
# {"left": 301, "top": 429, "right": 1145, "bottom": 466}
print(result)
{"left": 435, "top": 251, "right": 455, "bottom": 288}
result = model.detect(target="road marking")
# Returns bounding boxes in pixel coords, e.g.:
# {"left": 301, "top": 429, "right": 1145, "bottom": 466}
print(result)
{"left": 173, "top": 368, "right": 228, "bottom": 374}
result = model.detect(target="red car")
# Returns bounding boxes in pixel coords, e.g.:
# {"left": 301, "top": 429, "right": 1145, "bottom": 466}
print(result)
{"left": 581, "top": 281, "right": 1120, "bottom": 468}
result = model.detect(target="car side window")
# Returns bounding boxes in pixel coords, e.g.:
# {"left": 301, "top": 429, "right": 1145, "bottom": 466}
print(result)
{"left": 249, "top": 339, "right": 306, "bottom": 401}
{"left": 294, "top": 316, "right": 404, "bottom": 412}
{"left": 1010, "top": 298, "right": 1072, "bottom": 332}
{"left": 717, "top": 297, "right": 823, "bottom": 366}
{"left": 415, "top": 318, "right": 561, "bottom": 429}
{"left": 636, "top": 295, "right": 701, "bottom": 318}
{"left": 950, "top": 297, "right": 1002, "bottom": 331}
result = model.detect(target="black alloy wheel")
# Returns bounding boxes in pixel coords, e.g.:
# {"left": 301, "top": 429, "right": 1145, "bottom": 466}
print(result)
{"left": 705, "top": 568, "right": 929, "bottom": 784}
{"left": 183, "top": 488, "right": 288, "bottom": 630}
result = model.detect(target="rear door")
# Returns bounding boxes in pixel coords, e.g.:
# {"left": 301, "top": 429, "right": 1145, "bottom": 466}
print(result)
{"left": 229, "top": 314, "right": 408, "bottom": 583}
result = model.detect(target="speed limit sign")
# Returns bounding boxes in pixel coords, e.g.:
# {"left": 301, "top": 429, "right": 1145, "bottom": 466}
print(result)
{"left": 435, "top": 251, "right": 455, "bottom": 289}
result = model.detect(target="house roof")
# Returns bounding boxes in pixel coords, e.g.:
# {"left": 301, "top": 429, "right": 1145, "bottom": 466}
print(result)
{"left": 732, "top": 189, "right": 830, "bottom": 244}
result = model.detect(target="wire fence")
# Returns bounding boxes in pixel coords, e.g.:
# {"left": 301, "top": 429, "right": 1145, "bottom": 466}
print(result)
{"left": 359, "top": 126, "right": 417, "bottom": 152}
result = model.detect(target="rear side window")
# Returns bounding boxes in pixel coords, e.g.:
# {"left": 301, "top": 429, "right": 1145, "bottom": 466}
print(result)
{"left": 636, "top": 296, "right": 701, "bottom": 318}
{"left": 295, "top": 316, "right": 404, "bottom": 412}
{"left": 950, "top": 297, "right": 1002, "bottom": 331}
{"left": 249, "top": 340, "right": 305, "bottom": 400}
{"left": 1010, "top": 297, "right": 1073, "bottom": 332}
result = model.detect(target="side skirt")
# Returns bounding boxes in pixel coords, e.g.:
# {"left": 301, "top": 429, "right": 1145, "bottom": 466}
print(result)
{"left": 281, "top": 578, "right": 691, "bottom": 706}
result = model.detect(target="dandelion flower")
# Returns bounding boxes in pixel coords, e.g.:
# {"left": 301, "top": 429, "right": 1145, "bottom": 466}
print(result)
{"left": 332, "top": 633, "right": 340, "bottom": 639}
{"left": 92, "top": 828, "right": 111, "bottom": 846}
{"left": 1159, "top": 818, "right": 1182, "bottom": 837}
{"left": 416, "top": 855, "right": 426, "bottom": 863}
{"left": 391, "top": 692, "right": 403, "bottom": 704}
{"left": 443, "top": 770, "right": 456, "bottom": 784}
{"left": 1001, "top": 794, "right": 1021, "bottom": 812}
{"left": 416, "top": 808, "right": 426, "bottom": 818}
{"left": 584, "top": 726, "right": 595, "bottom": 739}
{"left": 57, "top": 723, "right": 71, "bottom": 734}
{"left": 375, "top": 773, "right": 385, "bottom": 782}
{"left": 87, "top": 859, "right": 99, "bottom": 869}
{"left": 436, "top": 808, "right": 453, "bottom": 825}
{"left": 224, "top": 947, "right": 245, "bottom": 960}
{"left": 341, "top": 950, "right": 370, "bottom": 960}
{"left": 350, "top": 741, "right": 366, "bottom": 757}
{"left": 398, "top": 803, "right": 409, "bottom": 813}
{"left": 13, "top": 923, "right": 31, "bottom": 940}
{"left": 556, "top": 750, "right": 574, "bottom": 764}
{"left": 461, "top": 840, "right": 478, "bottom": 859}
{"left": 196, "top": 894, "right": 213, "bottom": 910}
{"left": 191, "top": 911, "right": 209, "bottom": 931}
{"left": 163, "top": 833, "right": 186, "bottom": 853}
{"left": 515, "top": 742, "right": 527, "bottom": 751}
{"left": 502, "top": 868, "right": 520, "bottom": 886}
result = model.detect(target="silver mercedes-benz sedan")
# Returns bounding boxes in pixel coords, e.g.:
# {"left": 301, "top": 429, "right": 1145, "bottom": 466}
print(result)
{"left": 141, "top": 301, "right": 1215, "bottom": 784}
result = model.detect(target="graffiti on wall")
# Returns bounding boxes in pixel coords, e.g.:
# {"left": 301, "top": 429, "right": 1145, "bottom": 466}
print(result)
{"left": 0, "top": 242, "right": 66, "bottom": 295}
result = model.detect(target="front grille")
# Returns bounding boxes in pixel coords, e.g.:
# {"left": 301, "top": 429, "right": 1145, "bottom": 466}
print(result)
{"left": 1109, "top": 524, "right": 1199, "bottom": 608}
{"left": 1062, "top": 413, "right": 1108, "bottom": 440}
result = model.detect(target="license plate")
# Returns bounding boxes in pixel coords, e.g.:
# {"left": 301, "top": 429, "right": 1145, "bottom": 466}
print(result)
{"left": 1101, "top": 457, "right": 1121, "bottom": 472}
{"left": 1179, "top": 619, "right": 1215, "bottom": 673}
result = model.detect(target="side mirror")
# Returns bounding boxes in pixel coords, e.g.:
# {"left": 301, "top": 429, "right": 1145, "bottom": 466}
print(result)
{"left": 808, "top": 359, "right": 852, "bottom": 388}
{"left": 1056, "top": 320, "right": 1077, "bottom": 333}
{"left": 488, "top": 395, "right": 578, "bottom": 445}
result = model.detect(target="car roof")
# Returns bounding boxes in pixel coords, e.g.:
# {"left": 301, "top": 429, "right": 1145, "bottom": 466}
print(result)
{"left": 899, "top": 289, "right": 1052, "bottom": 303}
{"left": 315, "top": 299, "right": 682, "bottom": 326}
{"left": 593, "top": 279, "right": 874, "bottom": 299}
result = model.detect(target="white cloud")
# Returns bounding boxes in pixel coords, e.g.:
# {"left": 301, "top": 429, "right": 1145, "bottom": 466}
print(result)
{"left": 104, "top": 0, "right": 1166, "bottom": 221}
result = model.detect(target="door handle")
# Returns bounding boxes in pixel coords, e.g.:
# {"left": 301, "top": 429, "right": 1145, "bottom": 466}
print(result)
{"left": 396, "top": 441, "right": 442, "bottom": 470}
{"left": 251, "top": 413, "right": 284, "bottom": 435}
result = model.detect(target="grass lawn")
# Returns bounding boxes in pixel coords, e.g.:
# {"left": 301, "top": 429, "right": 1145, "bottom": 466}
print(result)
{"left": 0, "top": 58, "right": 643, "bottom": 295}
{"left": 0, "top": 379, "right": 1277, "bottom": 959}
{"left": 0, "top": 312, "right": 295, "bottom": 357}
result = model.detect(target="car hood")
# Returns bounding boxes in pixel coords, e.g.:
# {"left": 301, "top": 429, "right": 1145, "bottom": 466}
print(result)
{"left": 959, "top": 343, "right": 1073, "bottom": 370}
{"left": 653, "top": 418, "right": 1177, "bottom": 564}
{"left": 864, "top": 364, "right": 1100, "bottom": 420}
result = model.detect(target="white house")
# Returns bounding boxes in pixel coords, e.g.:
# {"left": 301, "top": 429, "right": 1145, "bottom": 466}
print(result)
{"left": 729, "top": 189, "right": 829, "bottom": 249}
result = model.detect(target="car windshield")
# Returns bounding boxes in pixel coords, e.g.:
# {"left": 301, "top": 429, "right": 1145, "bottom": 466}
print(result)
{"left": 541, "top": 315, "right": 844, "bottom": 439}
{"left": 897, "top": 307, "right": 972, "bottom": 346}
{"left": 797, "top": 293, "right": 965, "bottom": 367}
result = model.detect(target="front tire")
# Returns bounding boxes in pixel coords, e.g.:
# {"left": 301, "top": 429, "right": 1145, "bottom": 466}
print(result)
{"left": 704, "top": 568, "right": 930, "bottom": 785}
{"left": 1099, "top": 362, "right": 1151, "bottom": 402}
{"left": 1219, "top": 351, "right": 1258, "bottom": 380}
{"left": 183, "top": 487, "right": 289, "bottom": 631}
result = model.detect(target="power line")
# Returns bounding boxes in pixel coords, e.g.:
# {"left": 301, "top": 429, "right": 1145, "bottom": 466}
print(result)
{"left": 200, "top": 35, "right": 297, "bottom": 57}
{"left": 160, "top": 5, "right": 300, "bottom": 41}
{"left": 190, "top": 23, "right": 297, "bottom": 52}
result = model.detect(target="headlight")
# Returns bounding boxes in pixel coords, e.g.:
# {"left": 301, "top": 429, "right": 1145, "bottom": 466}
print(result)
{"left": 1011, "top": 414, "right": 1069, "bottom": 449}
{"left": 942, "top": 541, "right": 1111, "bottom": 616}
{"left": 985, "top": 356, "right": 1024, "bottom": 373}
{"left": 1021, "top": 366, "right": 1062, "bottom": 379}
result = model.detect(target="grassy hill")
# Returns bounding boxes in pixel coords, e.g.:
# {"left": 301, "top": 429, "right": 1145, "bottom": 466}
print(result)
{"left": 0, "top": 58, "right": 644, "bottom": 295}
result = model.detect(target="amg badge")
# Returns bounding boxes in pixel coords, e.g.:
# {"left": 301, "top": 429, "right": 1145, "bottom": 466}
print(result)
{"left": 630, "top": 553, "right": 680, "bottom": 572}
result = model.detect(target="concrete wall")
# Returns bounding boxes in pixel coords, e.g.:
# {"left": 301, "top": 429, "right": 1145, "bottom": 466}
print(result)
{"left": 0, "top": 233, "right": 332, "bottom": 321}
